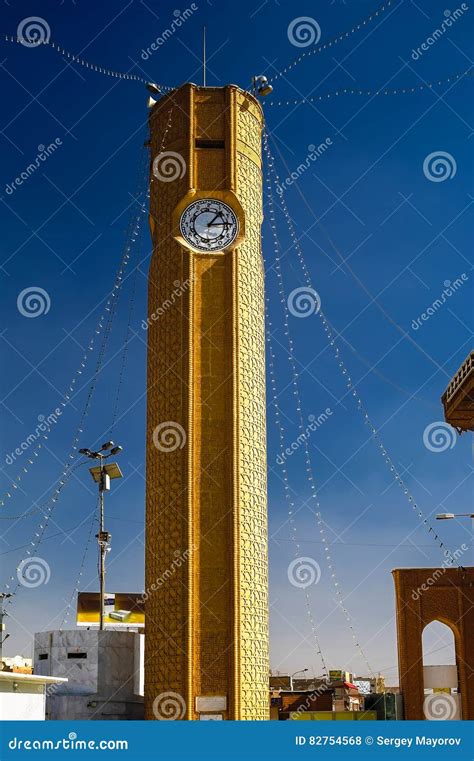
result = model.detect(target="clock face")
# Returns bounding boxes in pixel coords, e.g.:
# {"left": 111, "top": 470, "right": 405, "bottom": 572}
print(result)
{"left": 179, "top": 199, "right": 239, "bottom": 252}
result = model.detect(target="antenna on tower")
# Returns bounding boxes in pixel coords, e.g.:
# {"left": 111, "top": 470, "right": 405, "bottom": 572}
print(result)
{"left": 203, "top": 27, "right": 207, "bottom": 87}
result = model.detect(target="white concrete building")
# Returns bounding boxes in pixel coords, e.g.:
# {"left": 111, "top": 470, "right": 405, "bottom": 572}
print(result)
{"left": 0, "top": 671, "right": 67, "bottom": 720}
{"left": 34, "top": 630, "right": 144, "bottom": 720}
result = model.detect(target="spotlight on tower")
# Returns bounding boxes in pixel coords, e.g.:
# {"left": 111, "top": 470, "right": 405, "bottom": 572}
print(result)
{"left": 110, "top": 445, "right": 123, "bottom": 456}
{"left": 101, "top": 441, "right": 115, "bottom": 451}
{"left": 146, "top": 82, "right": 161, "bottom": 95}
{"left": 252, "top": 75, "right": 273, "bottom": 97}
{"left": 147, "top": 96, "right": 158, "bottom": 109}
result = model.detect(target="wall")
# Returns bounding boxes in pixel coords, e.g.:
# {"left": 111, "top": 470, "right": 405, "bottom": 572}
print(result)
{"left": 392, "top": 567, "right": 474, "bottom": 720}
{"left": 34, "top": 630, "right": 144, "bottom": 720}
{"left": 0, "top": 681, "right": 45, "bottom": 720}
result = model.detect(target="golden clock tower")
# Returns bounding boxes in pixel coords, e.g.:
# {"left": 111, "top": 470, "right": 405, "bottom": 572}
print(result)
{"left": 144, "top": 84, "right": 269, "bottom": 720}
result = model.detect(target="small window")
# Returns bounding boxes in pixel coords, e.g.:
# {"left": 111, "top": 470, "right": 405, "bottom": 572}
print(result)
{"left": 195, "top": 139, "right": 225, "bottom": 149}
{"left": 67, "top": 652, "right": 87, "bottom": 659}
{"left": 38, "top": 653, "right": 48, "bottom": 661}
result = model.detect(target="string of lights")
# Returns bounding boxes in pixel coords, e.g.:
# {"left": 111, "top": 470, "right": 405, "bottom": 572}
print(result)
{"left": 0, "top": 512, "right": 97, "bottom": 554}
{"left": 59, "top": 505, "right": 99, "bottom": 630}
{"left": 108, "top": 203, "right": 146, "bottom": 438}
{"left": 268, "top": 1, "right": 393, "bottom": 83}
{"left": 0, "top": 463, "right": 89, "bottom": 521}
{"left": 264, "top": 152, "right": 375, "bottom": 677}
{"left": 109, "top": 110, "right": 175, "bottom": 436}
{"left": 1, "top": 33, "right": 172, "bottom": 91}
{"left": 0, "top": 309, "right": 111, "bottom": 507}
{"left": 3, "top": 158, "right": 150, "bottom": 604}
{"left": 268, "top": 134, "right": 448, "bottom": 378}
{"left": 335, "top": 334, "right": 439, "bottom": 410}
{"left": 263, "top": 132, "right": 457, "bottom": 566}
{"left": 267, "top": 68, "right": 474, "bottom": 106}
{"left": 0, "top": 151, "right": 149, "bottom": 510}
{"left": 265, "top": 299, "right": 330, "bottom": 679}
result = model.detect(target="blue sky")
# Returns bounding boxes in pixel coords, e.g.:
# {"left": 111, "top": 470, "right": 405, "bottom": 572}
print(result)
{"left": 0, "top": 0, "right": 472, "bottom": 684}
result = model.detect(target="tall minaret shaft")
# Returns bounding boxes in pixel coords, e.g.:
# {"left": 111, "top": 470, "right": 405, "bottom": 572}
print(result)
{"left": 145, "top": 84, "right": 268, "bottom": 721}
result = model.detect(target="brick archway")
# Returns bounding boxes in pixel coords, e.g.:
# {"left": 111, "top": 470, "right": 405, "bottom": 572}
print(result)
{"left": 392, "top": 567, "right": 474, "bottom": 719}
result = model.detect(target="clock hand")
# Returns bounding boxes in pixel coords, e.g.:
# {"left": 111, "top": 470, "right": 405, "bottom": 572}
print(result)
{"left": 207, "top": 213, "right": 221, "bottom": 226}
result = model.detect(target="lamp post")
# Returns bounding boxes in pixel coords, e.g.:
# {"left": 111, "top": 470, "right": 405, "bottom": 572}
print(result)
{"left": 436, "top": 512, "right": 474, "bottom": 543}
{"left": 0, "top": 593, "right": 12, "bottom": 665}
{"left": 290, "top": 668, "right": 309, "bottom": 691}
{"left": 436, "top": 513, "right": 474, "bottom": 520}
{"left": 79, "top": 442, "right": 123, "bottom": 631}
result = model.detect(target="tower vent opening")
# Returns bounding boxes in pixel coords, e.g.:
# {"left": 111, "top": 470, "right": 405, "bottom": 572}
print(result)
{"left": 195, "top": 139, "right": 225, "bottom": 149}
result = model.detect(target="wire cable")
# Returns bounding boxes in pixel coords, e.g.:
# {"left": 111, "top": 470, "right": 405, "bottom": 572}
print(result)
{"left": 266, "top": 305, "right": 330, "bottom": 679}
{"left": 268, "top": 131, "right": 448, "bottom": 376}
{"left": 263, "top": 129, "right": 456, "bottom": 565}
{"left": 268, "top": 68, "right": 473, "bottom": 106}
{"left": 1, "top": 32, "right": 172, "bottom": 90}
{"left": 59, "top": 505, "right": 99, "bottom": 630}
{"left": 2, "top": 151, "right": 150, "bottom": 603}
{"left": 269, "top": 1, "right": 394, "bottom": 84}
{"left": 264, "top": 161, "right": 375, "bottom": 677}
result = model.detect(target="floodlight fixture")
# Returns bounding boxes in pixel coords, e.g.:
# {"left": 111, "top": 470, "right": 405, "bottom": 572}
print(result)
{"left": 252, "top": 75, "right": 273, "bottom": 97}
{"left": 146, "top": 82, "right": 161, "bottom": 95}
